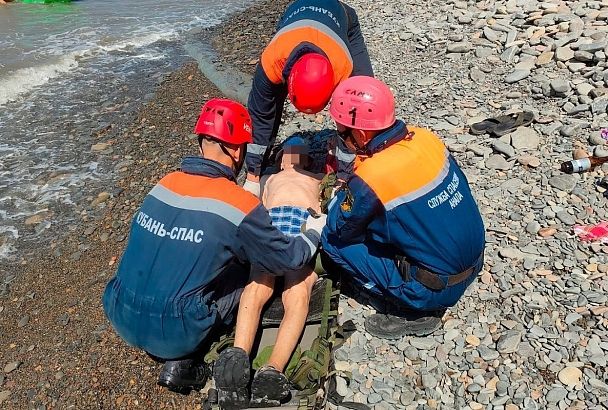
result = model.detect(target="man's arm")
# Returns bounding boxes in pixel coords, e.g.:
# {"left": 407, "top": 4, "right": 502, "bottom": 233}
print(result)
{"left": 342, "top": 3, "right": 374, "bottom": 77}
{"left": 236, "top": 204, "right": 321, "bottom": 274}
{"left": 245, "top": 65, "right": 288, "bottom": 178}
{"left": 325, "top": 175, "right": 381, "bottom": 243}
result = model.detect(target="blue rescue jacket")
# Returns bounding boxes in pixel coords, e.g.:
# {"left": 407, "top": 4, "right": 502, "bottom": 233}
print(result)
{"left": 325, "top": 121, "right": 486, "bottom": 276}
{"left": 245, "top": 0, "right": 373, "bottom": 177}
{"left": 103, "top": 157, "right": 318, "bottom": 358}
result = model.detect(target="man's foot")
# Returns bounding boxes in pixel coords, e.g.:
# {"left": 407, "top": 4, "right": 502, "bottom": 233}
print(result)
{"left": 213, "top": 347, "right": 251, "bottom": 410}
{"left": 364, "top": 310, "right": 446, "bottom": 339}
{"left": 250, "top": 365, "right": 290, "bottom": 407}
{"left": 157, "top": 359, "right": 210, "bottom": 394}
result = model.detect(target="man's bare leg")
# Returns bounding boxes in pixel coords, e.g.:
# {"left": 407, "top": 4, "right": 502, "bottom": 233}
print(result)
{"left": 215, "top": 273, "right": 275, "bottom": 409}
{"left": 233, "top": 273, "right": 275, "bottom": 355}
{"left": 266, "top": 269, "right": 318, "bottom": 372}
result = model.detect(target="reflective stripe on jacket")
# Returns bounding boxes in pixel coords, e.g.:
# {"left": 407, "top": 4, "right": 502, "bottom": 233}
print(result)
{"left": 325, "top": 122, "right": 486, "bottom": 276}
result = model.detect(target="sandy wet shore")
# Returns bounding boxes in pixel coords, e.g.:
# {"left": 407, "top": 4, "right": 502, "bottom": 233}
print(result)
{"left": 0, "top": 63, "right": 224, "bottom": 409}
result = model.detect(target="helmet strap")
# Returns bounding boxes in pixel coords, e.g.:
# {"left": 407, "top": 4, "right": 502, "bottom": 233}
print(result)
{"left": 339, "top": 128, "right": 368, "bottom": 155}
{"left": 219, "top": 142, "right": 245, "bottom": 174}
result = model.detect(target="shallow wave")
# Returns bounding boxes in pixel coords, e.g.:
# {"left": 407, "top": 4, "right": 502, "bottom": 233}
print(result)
{"left": 0, "top": 54, "right": 79, "bottom": 105}
{"left": 0, "top": 30, "right": 179, "bottom": 106}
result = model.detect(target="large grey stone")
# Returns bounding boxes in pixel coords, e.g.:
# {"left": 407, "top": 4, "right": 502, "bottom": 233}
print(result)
{"left": 568, "top": 62, "right": 587, "bottom": 73}
{"left": 501, "top": 46, "right": 519, "bottom": 63}
{"left": 447, "top": 42, "right": 472, "bottom": 53}
{"left": 567, "top": 104, "right": 589, "bottom": 115}
{"left": 505, "top": 69, "right": 530, "bottom": 84}
{"left": 421, "top": 373, "right": 438, "bottom": 389}
{"left": 409, "top": 337, "right": 437, "bottom": 350}
{"left": 526, "top": 221, "right": 541, "bottom": 234}
{"left": 549, "top": 174, "right": 577, "bottom": 193}
{"left": 485, "top": 155, "right": 512, "bottom": 170}
{"left": 550, "top": 79, "right": 571, "bottom": 95}
{"left": 591, "top": 98, "right": 608, "bottom": 115}
{"left": 510, "top": 127, "right": 540, "bottom": 150}
{"left": 492, "top": 140, "right": 516, "bottom": 158}
{"left": 576, "top": 83, "right": 594, "bottom": 96}
{"left": 578, "top": 40, "right": 607, "bottom": 52}
{"left": 574, "top": 50, "right": 594, "bottom": 62}
{"left": 497, "top": 330, "right": 522, "bottom": 353}
{"left": 367, "top": 393, "right": 382, "bottom": 404}
{"left": 589, "top": 133, "right": 606, "bottom": 146}
{"left": 483, "top": 27, "right": 500, "bottom": 42}
{"left": 335, "top": 376, "right": 349, "bottom": 397}
{"left": 557, "top": 210, "right": 576, "bottom": 225}
{"left": 546, "top": 387, "right": 568, "bottom": 403}
{"left": 478, "top": 345, "right": 500, "bottom": 361}
{"left": 555, "top": 46, "right": 574, "bottom": 62}
{"left": 595, "top": 146, "right": 608, "bottom": 157}
{"left": 590, "top": 378, "right": 608, "bottom": 392}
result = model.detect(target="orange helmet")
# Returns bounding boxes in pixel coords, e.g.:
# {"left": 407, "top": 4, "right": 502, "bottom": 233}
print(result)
{"left": 329, "top": 76, "right": 396, "bottom": 131}
{"left": 287, "top": 53, "right": 335, "bottom": 114}
{"left": 194, "top": 98, "right": 252, "bottom": 144}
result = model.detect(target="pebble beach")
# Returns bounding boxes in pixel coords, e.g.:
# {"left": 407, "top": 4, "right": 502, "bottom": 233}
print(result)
{"left": 1, "top": 0, "right": 608, "bottom": 409}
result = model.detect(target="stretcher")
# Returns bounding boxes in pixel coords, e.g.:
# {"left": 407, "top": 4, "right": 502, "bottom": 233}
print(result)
{"left": 203, "top": 275, "right": 345, "bottom": 409}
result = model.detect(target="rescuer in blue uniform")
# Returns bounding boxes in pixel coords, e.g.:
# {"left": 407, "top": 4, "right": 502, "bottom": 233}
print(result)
{"left": 322, "top": 77, "right": 486, "bottom": 339}
{"left": 102, "top": 99, "right": 326, "bottom": 393}
{"left": 242, "top": 0, "right": 374, "bottom": 196}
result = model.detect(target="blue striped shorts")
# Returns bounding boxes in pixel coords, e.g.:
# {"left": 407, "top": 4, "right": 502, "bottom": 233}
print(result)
{"left": 269, "top": 206, "right": 310, "bottom": 237}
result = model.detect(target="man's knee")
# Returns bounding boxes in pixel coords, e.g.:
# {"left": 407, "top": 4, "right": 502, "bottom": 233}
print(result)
{"left": 242, "top": 274, "right": 275, "bottom": 306}
{"left": 282, "top": 271, "right": 317, "bottom": 308}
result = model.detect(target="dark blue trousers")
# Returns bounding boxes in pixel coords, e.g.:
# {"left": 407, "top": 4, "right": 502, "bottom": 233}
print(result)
{"left": 322, "top": 233, "right": 482, "bottom": 311}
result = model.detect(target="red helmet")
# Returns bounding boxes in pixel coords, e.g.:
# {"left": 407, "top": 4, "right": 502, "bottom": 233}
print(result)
{"left": 329, "top": 76, "right": 396, "bottom": 131}
{"left": 194, "top": 98, "right": 252, "bottom": 144}
{"left": 287, "top": 53, "right": 335, "bottom": 114}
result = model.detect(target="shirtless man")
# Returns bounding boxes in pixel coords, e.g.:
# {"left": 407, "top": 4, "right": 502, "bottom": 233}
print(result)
{"left": 213, "top": 136, "right": 323, "bottom": 408}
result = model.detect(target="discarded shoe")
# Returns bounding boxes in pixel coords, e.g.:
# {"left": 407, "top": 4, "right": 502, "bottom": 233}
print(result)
{"left": 157, "top": 358, "right": 210, "bottom": 394}
{"left": 470, "top": 111, "right": 534, "bottom": 137}
{"left": 250, "top": 365, "right": 290, "bottom": 407}
{"left": 364, "top": 310, "right": 446, "bottom": 339}
{"left": 213, "top": 347, "right": 251, "bottom": 409}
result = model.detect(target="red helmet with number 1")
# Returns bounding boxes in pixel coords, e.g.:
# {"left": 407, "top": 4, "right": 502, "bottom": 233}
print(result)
{"left": 329, "top": 76, "right": 396, "bottom": 131}
{"left": 194, "top": 98, "right": 253, "bottom": 144}
{"left": 288, "top": 53, "right": 335, "bottom": 114}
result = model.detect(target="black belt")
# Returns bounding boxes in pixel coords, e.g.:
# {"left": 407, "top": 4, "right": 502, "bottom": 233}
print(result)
{"left": 396, "top": 255, "right": 479, "bottom": 291}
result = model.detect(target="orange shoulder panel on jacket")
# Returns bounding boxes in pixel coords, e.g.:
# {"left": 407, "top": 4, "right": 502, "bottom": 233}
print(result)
{"left": 158, "top": 172, "right": 260, "bottom": 214}
{"left": 261, "top": 26, "right": 353, "bottom": 85}
{"left": 355, "top": 127, "right": 449, "bottom": 205}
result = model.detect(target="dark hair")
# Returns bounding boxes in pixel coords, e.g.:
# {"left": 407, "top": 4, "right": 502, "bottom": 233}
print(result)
{"left": 198, "top": 135, "right": 241, "bottom": 151}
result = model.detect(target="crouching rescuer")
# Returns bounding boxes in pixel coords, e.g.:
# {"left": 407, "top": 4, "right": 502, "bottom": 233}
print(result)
{"left": 102, "top": 98, "right": 326, "bottom": 393}
{"left": 322, "top": 77, "right": 486, "bottom": 339}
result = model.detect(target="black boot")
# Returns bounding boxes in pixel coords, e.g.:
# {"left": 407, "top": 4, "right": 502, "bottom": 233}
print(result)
{"left": 157, "top": 358, "right": 210, "bottom": 394}
{"left": 213, "top": 347, "right": 251, "bottom": 410}
{"left": 250, "top": 365, "right": 290, "bottom": 407}
{"left": 364, "top": 309, "right": 446, "bottom": 339}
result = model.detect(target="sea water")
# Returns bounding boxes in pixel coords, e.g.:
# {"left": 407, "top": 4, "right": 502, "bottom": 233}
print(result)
{"left": 0, "top": 0, "right": 253, "bottom": 261}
